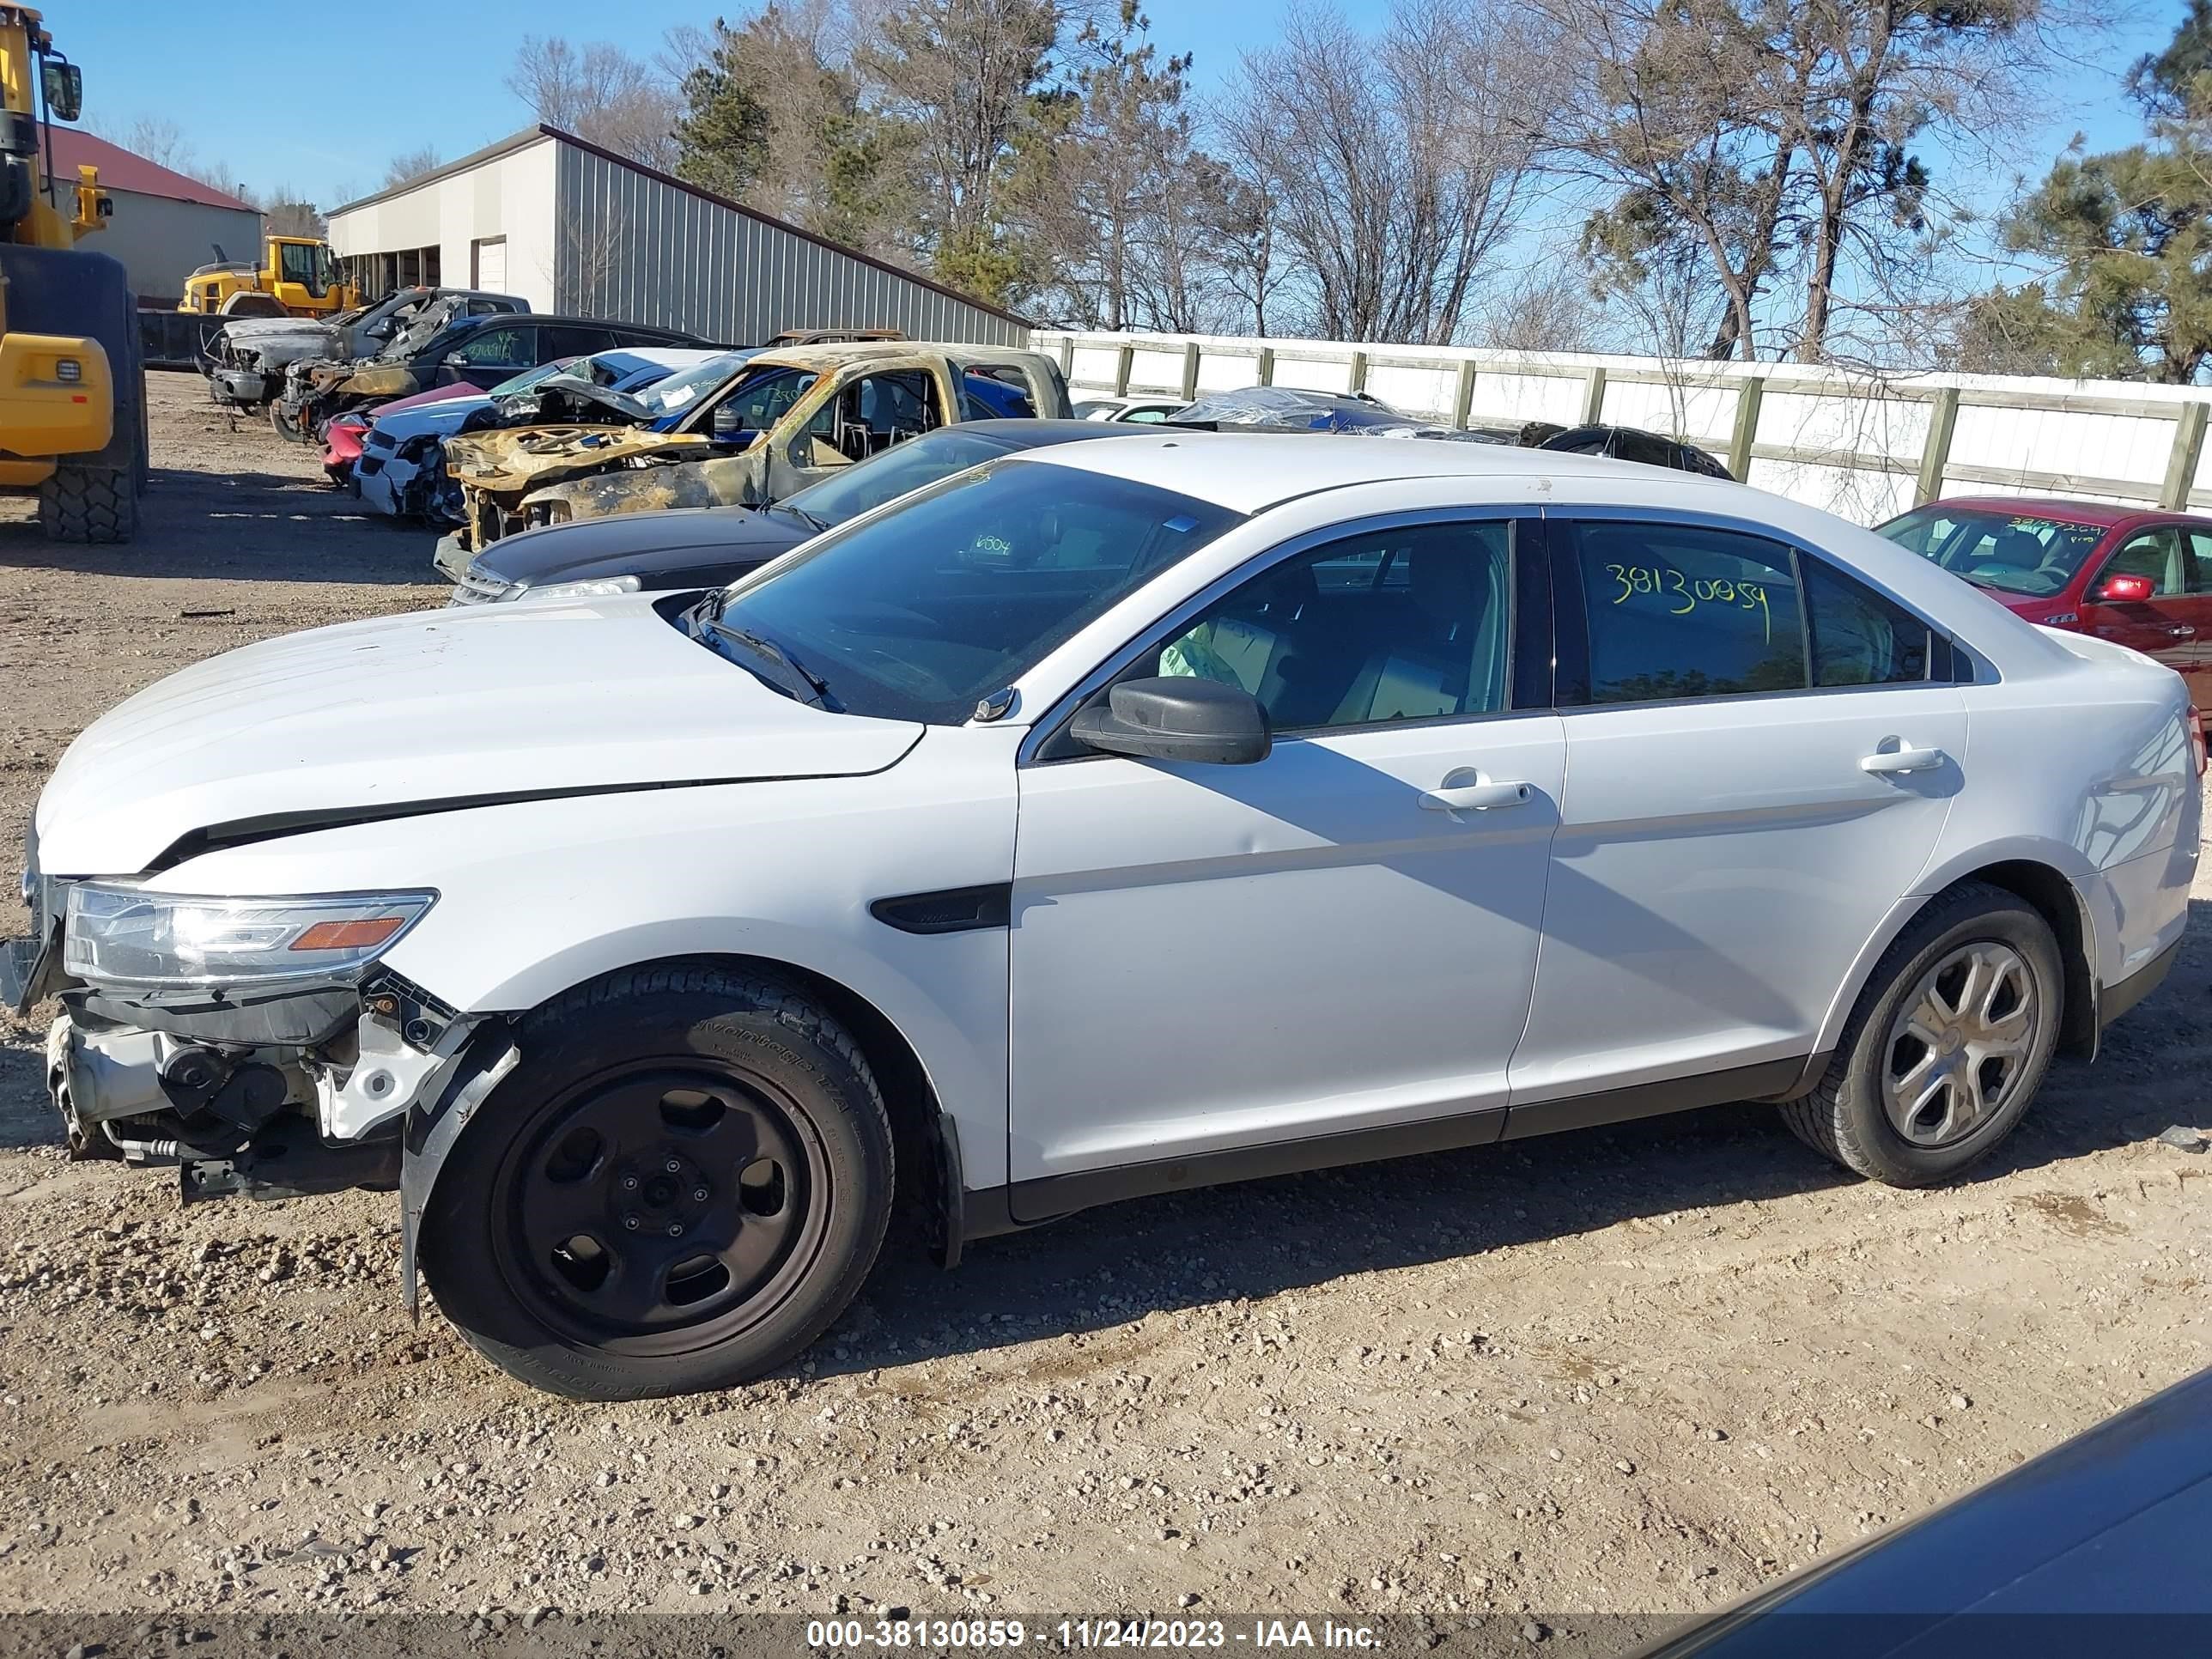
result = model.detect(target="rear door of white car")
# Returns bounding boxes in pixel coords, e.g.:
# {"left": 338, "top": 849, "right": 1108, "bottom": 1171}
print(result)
{"left": 1505, "top": 513, "right": 1969, "bottom": 1126}
{"left": 1006, "top": 513, "right": 1563, "bottom": 1213}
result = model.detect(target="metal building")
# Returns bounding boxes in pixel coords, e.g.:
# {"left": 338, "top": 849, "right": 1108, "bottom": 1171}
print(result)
{"left": 46, "top": 126, "right": 263, "bottom": 306}
{"left": 326, "top": 125, "right": 1030, "bottom": 346}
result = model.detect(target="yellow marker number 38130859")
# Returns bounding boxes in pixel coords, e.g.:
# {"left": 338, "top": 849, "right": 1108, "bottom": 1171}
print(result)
{"left": 1605, "top": 563, "right": 1772, "bottom": 642}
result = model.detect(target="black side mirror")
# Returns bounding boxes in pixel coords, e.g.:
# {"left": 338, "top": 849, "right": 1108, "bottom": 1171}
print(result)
{"left": 43, "top": 63, "right": 81, "bottom": 124}
{"left": 710, "top": 402, "right": 750, "bottom": 442}
{"left": 1071, "top": 677, "right": 1271, "bottom": 766}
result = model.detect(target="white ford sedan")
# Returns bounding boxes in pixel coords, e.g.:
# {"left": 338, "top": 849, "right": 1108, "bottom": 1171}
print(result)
{"left": 7, "top": 437, "right": 2199, "bottom": 1399}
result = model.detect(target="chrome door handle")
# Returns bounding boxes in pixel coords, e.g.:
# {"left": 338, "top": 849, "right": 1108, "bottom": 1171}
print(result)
{"left": 1419, "top": 780, "right": 1531, "bottom": 811}
{"left": 2167, "top": 625, "right": 2197, "bottom": 638}
{"left": 1861, "top": 744, "right": 1946, "bottom": 775}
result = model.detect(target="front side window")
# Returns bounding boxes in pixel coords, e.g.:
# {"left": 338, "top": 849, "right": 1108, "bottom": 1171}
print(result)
{"left": 1568, "top": 520, "right": 1936, "bottom": 704}
{"left": 2100, "top": 527, "right": 2184, "bottom": 596}
{"left": 1139, "top": 521, "right": 1513, "bottom": 732}
{"left": 451, "top": 326, "right": 532, "bottom": 368}
{"left": 702, "top": 366, "right": 820, "bottom": 437}
{"left": 709, "top": 459, "right": 1240, "bottom": 723}
{"left": 1877, "top": 505, "right": 2107, "bottom": 598}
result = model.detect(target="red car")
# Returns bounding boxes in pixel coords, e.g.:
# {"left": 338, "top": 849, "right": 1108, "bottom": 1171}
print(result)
{"left": 1879, "top": 495, "right": 2212, "bottom": 701}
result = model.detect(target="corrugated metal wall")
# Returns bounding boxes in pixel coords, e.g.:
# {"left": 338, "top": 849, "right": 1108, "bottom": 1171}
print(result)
{"left": 554, "top": 143, "right": 1025, "bottom": 348}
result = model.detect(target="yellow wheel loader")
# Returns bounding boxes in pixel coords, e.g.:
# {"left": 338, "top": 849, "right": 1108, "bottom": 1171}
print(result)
{"left": 0, "top": 6, "right": 143, "bottom": 543}
{"left": 177, "top": 234, "right": 359, "bottom": 319}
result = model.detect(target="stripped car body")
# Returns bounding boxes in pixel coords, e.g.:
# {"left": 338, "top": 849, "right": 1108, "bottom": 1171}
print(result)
{"left": 441, "top": 342, "right": 1071, "bottom": 555}
{"left": 274, "top": 312, "right": 713, "bottom": 443}
{"left": 205, "top": 289, "right": 526, "bottom": 411}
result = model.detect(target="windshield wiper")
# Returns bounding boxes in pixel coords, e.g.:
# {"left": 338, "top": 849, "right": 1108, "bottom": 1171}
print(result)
{"left": 705, "top": 620, "right": 842, "bottom": 710}
{"left": 773, "top": 503, "right": 829, "bottom": 532}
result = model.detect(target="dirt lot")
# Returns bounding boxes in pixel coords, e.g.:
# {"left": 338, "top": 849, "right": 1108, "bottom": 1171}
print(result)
{"left": 0, "top": 372, "right": 2207, "bottom": 1647}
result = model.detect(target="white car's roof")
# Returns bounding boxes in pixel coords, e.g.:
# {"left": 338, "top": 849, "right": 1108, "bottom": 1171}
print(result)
{"left": 1009, "top": 431, "right": 2080, "bottom": 676}
{"left": 1017, "top": 430, "right": 1723, "bottom": 516}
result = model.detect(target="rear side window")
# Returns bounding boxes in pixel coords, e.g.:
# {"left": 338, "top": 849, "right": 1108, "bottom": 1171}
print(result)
{"left": 1570, "top": 522, "right": 1805, "bottom": 702}
{"left": 542, "top": 325, "right": 617, "bottom": 359}
{"left": 1565, "top": 521, "right": 1934, "bottom": 705}
{"left": 1805, "top": 559, "right": 1930, "bottom": 685}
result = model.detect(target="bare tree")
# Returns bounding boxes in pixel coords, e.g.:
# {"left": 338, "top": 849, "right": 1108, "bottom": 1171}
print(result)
{"left": 1203, "top": 104, "right": 1292, "bottom": 335}
{"left": 508, "top": 35, "right": 684, "bottom": 172}
{"left": 1530, "top": 0, "right": 2063, "bottom": 365}
{"left": 1225, "top": 0, "right": 1552, "bottom": 344}
{"left": 383, "top": 147, "right": 442, "bottom": 188}
{"left": 1473, "top": 257, "right": 1602, "bottom": 352}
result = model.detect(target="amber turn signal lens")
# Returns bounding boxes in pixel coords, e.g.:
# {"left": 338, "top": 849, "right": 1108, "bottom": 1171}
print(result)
{"left": 289, "top": 917, "right": 407, "bottom": 951}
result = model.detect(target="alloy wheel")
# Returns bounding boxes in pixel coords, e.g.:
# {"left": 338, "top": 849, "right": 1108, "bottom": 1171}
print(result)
{"left": 1881, "top": 941, "right": 2038, "bottom": 1148}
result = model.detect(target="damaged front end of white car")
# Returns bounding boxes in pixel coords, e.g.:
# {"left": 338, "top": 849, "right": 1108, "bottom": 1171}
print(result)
{"left": 9, "top": 830, "right": 515, "bottom": 1306}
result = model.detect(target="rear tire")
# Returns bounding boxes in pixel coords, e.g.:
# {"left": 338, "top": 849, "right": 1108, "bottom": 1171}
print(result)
{"left": 38, "top": 462, "right": 135, "bottom": 544}
{"left": 1782, "top": 882, "right": 2062, "bottom": 1186}
{"left": 421, "top": 963, "right": 895, "bottom": 1400}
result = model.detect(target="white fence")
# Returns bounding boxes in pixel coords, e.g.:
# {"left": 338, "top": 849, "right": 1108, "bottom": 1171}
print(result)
{"left": 1035, "top": 331, "right": 2212, "bottom": 527}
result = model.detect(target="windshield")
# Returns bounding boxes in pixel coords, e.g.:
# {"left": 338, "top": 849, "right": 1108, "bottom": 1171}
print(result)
{"left": 1878, "top": 505, "right": 2110, "bottom": 598}
{"left": 708, "top": 459, "right": 1241, "bottom": 722}
{"left": 635, "top": 349, "right": 755, "bottom": 421}
{"left": 780, "top": 427, "right": 1018, "bottom": 528}
{"left": 489, "top": 358, "right": 580, "bottom": 397}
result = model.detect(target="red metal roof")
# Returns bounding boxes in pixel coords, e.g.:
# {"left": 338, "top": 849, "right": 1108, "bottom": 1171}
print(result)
{"left": 43, "top": 126, "right": 256, "bottom": 212}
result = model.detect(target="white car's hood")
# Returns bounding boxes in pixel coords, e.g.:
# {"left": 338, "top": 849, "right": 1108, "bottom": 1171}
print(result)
{"left": 374, "top": 398, "right": 491, "bottom": 444}
{"left": 36, "top": 599, "right": 923, "bottom": 875}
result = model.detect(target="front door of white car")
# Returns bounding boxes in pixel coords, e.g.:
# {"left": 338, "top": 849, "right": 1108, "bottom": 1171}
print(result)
{"left": 1006, "top": 516, "right": 1561, "bottom": 1209}
{"left": 1504, "top": 515, "right": 1969, "bottom": 1118}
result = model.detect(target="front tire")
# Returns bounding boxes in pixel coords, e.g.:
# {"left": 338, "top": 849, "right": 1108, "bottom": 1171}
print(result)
{"left": 270, "top": 398, "right": 311, "bottom": 443}
{"left": 1782, "top": 882, "right": 2063, "bottom": 1186}
{"left": 38, "top": 462, "right": 135, "bottom": 543}
{"left": 421, "top": 964, "right": 894, "bottom": 1400}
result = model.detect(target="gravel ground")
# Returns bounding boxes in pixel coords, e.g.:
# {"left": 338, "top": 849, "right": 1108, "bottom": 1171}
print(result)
{"left": 0, "top": 372, "right": 2206, "bottom": 1646}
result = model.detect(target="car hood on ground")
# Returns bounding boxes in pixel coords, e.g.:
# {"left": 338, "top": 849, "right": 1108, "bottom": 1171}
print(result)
{"left": 34, "top": 599, "right": 923, "bottom": 876}
{"left": 477, "top": 506, "right": 810, "bottom": 591}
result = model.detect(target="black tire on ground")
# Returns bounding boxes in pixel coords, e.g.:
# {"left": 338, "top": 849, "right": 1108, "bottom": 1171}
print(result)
{"left": 37, "top": 461, "right": 135, "bottom": 543}
{"left": 269, "top": 398, "right": 310, "bottom": 443}
{"left": 421, "top": 963, "right": 896, "bottom": 1400}
{"left": 1781, "top": 881, "right": 2063, "bottom": 1187}
{"left": 221, "top": 294, "right": 284, "bottom": 318}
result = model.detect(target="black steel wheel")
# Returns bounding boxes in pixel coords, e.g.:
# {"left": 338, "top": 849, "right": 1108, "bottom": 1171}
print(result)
{"left": 490, "top": 1065, "right": 828, "bottom": 1356}
{"left": 422, "top": 964, "right": 894, "bottom": 1399}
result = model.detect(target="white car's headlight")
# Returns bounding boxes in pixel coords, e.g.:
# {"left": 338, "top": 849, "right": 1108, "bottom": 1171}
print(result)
{"left": 516, "top": 574, "right": 641, "bottom": 603}
{"left": 63, "top": 886, "right": 436, "bottom": 988}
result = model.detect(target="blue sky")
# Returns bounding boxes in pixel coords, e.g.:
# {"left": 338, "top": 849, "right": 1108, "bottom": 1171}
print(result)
{"left": 53, "top": 0, "right": 2184, "bottom": 223}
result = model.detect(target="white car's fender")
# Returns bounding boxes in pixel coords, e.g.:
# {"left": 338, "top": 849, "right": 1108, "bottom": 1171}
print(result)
{"left": 144, "top": 726, "right": 1027, "bottom": 1189}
